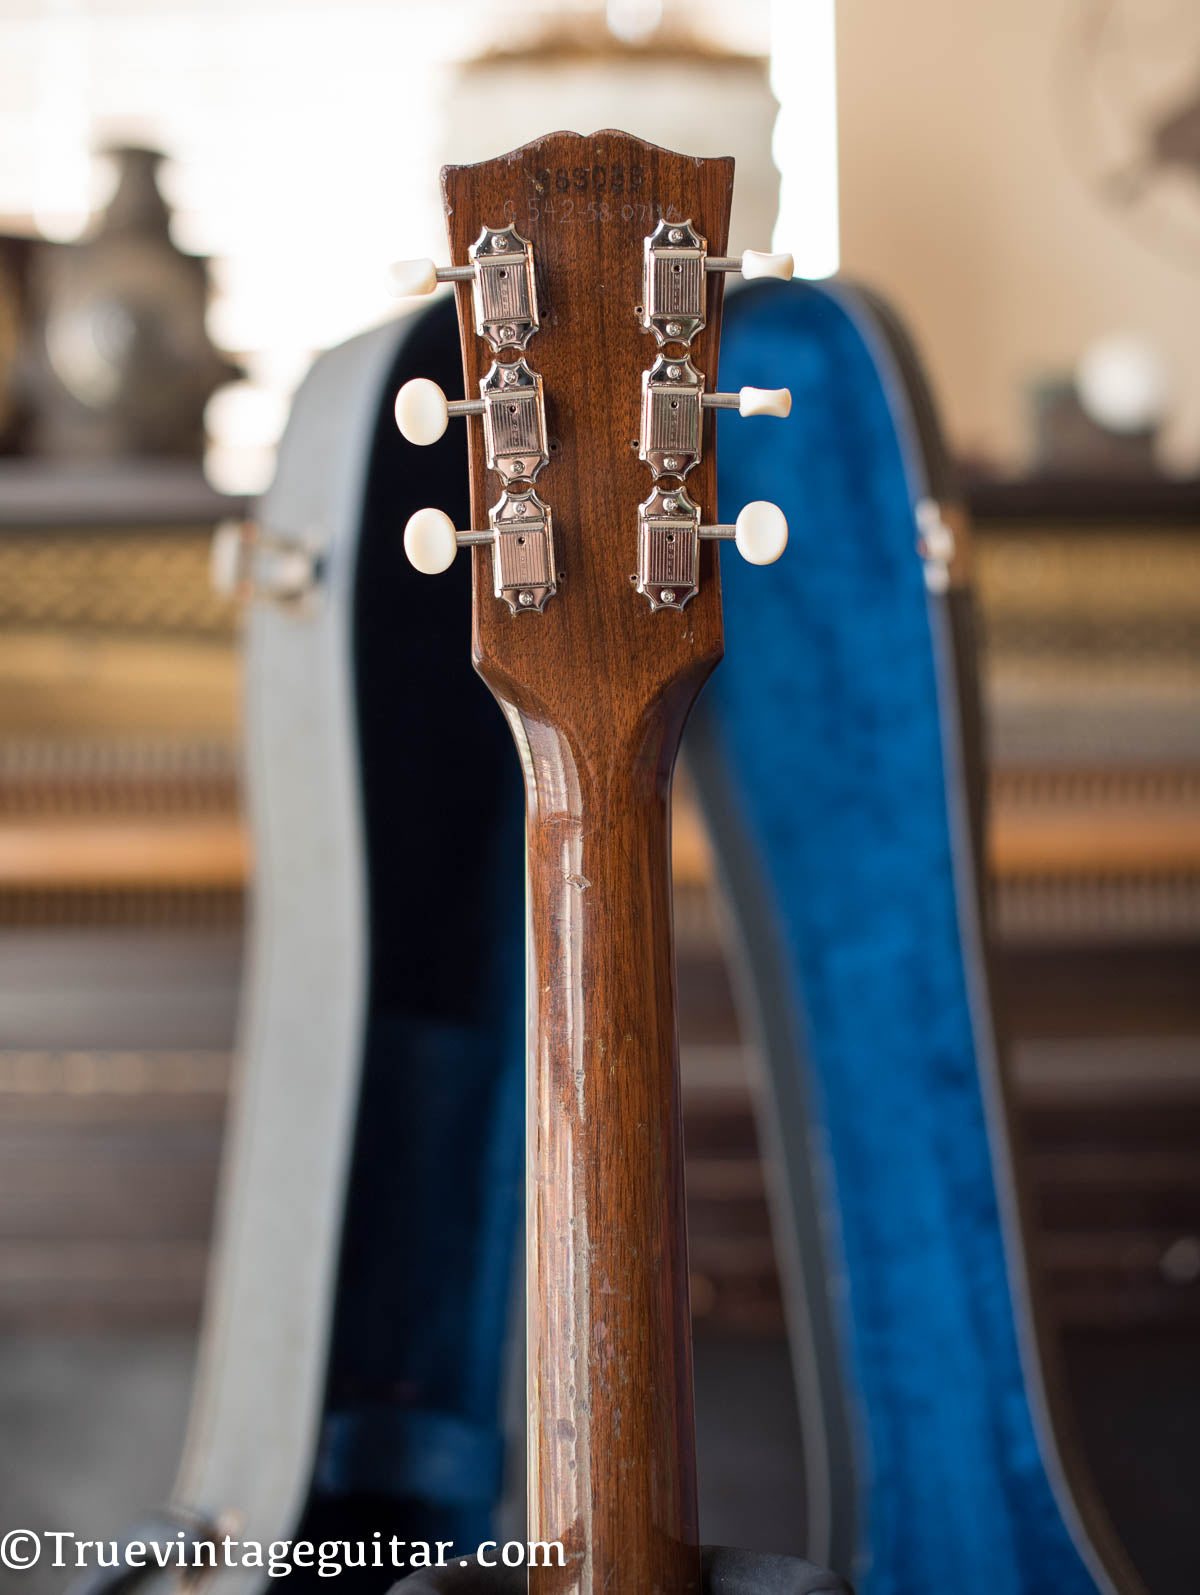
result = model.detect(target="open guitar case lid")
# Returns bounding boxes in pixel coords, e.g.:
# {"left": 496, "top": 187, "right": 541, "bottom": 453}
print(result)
{"left": 69, "top": 282, "right": 1144, "bottom": 1595}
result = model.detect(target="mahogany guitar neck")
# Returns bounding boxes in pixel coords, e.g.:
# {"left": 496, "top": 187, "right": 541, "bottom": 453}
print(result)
{"left": 444, "top": 135, "right": 730, "bottom": 1595}
{"left": 396, "top": 128, "right": 790, "bottom": 1593}
{"left": 521, "top": 707, "right": 702, "bottom": 1595}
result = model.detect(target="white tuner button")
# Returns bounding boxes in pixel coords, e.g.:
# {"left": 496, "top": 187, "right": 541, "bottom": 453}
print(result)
{"left": 734, "top": 501, "right": 788, "bottom": 565}
{"left": 740, "top": 249, "right": 794, "bottom": 281}
{"left": 738, "top": 385, "right": 792, "bottom": 419}
{"left": 395, "top": 378, "right": 449, "bottom": 445}
{"left": 387, "top": 258, "right": 439, "bottom": 297}
{"left": 404, "top": 508, "right": 459, "bottom": 574}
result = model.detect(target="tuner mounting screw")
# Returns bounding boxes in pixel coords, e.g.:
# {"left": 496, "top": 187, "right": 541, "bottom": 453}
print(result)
{"left": 499, "top": 324, "right": 517, "bottom": 343}
{"left": 502, "top": 368, "right": 518, "bottom": 384}
{"left": 663, "top": 497, "right": 677, "bottom": 512}
{"left": 669, "top": 229, "right": 684, "bottom": 242}
{"left": 514, "top": 502, "right": 528, "bottom": 517}
{"left": 666, "top": 321, "right": 682, "bottom": 338}
{"left": 493, "top": 235, "right": 508, "bottom": 250}
{"left": 518, "top": 589, "right": 535, "bottom": 606}
{"left": 661, "top": 589, "right": 676, "bottom": 605}
{"left": 667, "top": 365, "right": 681, "bottom": 378}
{"left": 664, "top": 456, "right": 679, "bottom": 472}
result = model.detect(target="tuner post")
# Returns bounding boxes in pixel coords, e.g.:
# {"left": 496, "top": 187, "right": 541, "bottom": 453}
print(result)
{"left": 389, "top": 223, "right": 540, "bottom": 352}
{"left": 395, "top": 360, "right": 550, "bottom": 485}
{"left": 641, "top": 221, "right": 793, "bottom": 346}
{"left": 403, "top": 490, "right": 557, "bottom": 614}
{"left": 704, "top": 249, "right": 795, "bottom": 281}
{"left": 638, "top": 359, "right": 791, "bottom": 479}
{"left": 636, "top": 491, "right": 788, "bottom": 609}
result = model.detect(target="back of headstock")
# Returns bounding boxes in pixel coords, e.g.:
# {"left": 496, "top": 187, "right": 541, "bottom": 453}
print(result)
{"left": 396, "top": 129, "right": 790, "bottom": 757}
{"left": 455, "top": 131, "right": 731, "bottom": 752}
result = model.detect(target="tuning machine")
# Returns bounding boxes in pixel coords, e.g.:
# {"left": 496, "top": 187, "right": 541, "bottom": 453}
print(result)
{"left": 638, "top": 354, "right": 790, "bottom": 479}
{"left": 641, "top": 219, "right": 792, "bottom": 346}
{"left": 636, "top": 486, "right": 787, "bottom": 611}
{"left": 404, "top": 489, "right": 557, "bottom": 614}
{"left": 389, "top": 224, "right": 539, "bottom": 351}
{"left": 395, "top": 359, "right": 549, "bottom": 486}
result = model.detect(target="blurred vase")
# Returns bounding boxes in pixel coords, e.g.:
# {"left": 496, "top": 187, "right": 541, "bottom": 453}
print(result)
{"left": 0, "top": 235, "right": 34, "bottom": 454}
{"left": 26, "top": 146, "right": 241, "bottom": 460}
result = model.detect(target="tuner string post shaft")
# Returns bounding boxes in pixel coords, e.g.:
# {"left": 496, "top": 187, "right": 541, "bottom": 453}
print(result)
{"left": 698, "top": 387, "right": 791, "bottom": 421}
{"left": 704, "top": 249, "right": 794, "bottom": 280}
{"left": 388, "top": 230, "right": 540, "bottom": 351}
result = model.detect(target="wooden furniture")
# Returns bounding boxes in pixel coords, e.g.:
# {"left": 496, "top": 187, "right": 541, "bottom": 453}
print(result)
{"left": 0, "top": 462, "right": 246, "bottom": 903}
{"left": 0, "top": 459, "right": 245, "bottom": 1325}
{"left": 971, "top": 472, "right": 1200, "bottom": 1334}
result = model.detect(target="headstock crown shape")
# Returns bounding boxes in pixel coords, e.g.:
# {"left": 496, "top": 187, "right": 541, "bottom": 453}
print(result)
{"left": 395, "top": 130, "right": 790, "bottom": 754}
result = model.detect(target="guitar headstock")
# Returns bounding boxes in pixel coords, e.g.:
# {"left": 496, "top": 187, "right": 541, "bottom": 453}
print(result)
{"left": 394, "top": 131, "right": 791, "bottom": 753}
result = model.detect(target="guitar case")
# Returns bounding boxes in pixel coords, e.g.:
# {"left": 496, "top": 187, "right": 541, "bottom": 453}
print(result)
{"left": 689, "top": 277, "right": 1145, "bottom": 1595}
{"left": 69, "top": 282, "right": 1142, "bottom": 1595}
{"left": 161, "top": 300, "right": 526, "bottom": 1594}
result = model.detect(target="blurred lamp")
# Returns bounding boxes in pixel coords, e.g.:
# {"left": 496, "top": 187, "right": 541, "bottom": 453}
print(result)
{"left": 606, "top": 0, "right": 663, "bottom": 44}
{"left": 1076, "top": 334, "right": 1170, "bottom": 435}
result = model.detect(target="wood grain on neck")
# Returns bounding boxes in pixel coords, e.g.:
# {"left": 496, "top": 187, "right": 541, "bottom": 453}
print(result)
{"left": 442, "top": 133, "right": 732, "bottom": 1594}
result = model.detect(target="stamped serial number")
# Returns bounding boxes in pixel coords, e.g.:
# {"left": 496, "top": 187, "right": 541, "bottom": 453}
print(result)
{"left": 503, "top": 168, "right": 683, "bottom": 228}
{"left": 532, "top": 164, "right": 643, "bottom": 196}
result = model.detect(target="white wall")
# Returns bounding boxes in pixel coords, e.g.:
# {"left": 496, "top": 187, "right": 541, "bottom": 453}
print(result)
{"left": 836, "top": 0, "right": 1200, "bottom": 472}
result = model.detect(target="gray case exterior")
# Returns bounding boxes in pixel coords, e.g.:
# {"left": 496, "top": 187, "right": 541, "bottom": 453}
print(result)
{"left": 170, "top": 320, "right": 409, "bottom": 1589}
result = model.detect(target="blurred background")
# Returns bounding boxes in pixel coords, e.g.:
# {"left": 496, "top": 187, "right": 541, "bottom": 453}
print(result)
{"left": 0, "top": 0, "right": 1198, "bottom": 1590}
